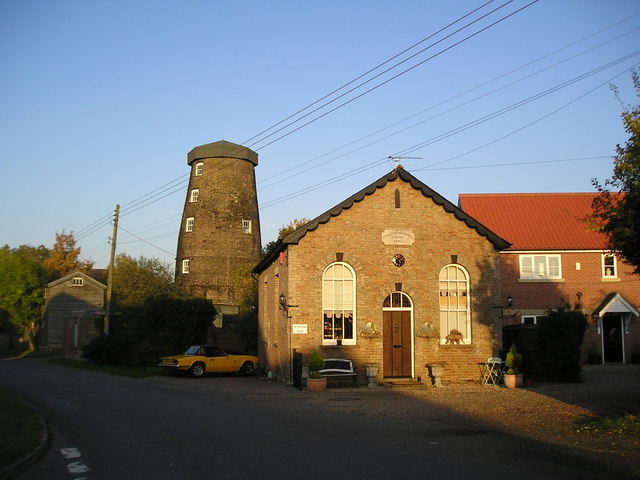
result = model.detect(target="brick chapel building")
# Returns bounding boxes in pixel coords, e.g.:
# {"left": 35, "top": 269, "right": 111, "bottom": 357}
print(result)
{"left": 253, "top": 167, "right": 510, "bottom": 385}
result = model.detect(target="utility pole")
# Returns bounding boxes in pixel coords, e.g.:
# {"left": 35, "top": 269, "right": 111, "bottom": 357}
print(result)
{"left": 104, "top": 204, "right": 119, "bottom": 336}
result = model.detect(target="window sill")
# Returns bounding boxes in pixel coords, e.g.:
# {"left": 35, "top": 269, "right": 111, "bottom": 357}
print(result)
{"left": 601, "top": 277, "right": 621, "bottom": 282}
{"left": 518, "top": 278, "right": 565, "bottom": 283}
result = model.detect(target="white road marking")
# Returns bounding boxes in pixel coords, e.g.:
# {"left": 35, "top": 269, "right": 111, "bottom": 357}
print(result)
{"left": 67, "top": 461, "right": 90, "bottom": 473}
{"left": 60, "top": 447, "right": 82, "bottom": 459}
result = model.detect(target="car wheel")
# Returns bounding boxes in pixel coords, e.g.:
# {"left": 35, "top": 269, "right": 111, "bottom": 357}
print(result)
{"left": 189, "top": 362, "right": 205, "bottom": 378}
{"left": 240, "top": 362, "right": 254, "bottom": 376}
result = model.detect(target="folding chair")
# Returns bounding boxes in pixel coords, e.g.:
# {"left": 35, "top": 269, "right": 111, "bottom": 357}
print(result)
{"left": 481, "top": 357, "right": 504, "bottom": 386}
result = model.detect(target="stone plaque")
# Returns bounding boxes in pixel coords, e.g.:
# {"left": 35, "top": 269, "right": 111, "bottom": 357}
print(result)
{"left": 382, "top": 229, "right": 415, "bottom": 245}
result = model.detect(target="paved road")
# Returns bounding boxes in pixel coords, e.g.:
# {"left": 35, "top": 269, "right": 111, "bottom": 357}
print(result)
{"left": 0, "top": 358, "right": 633, "bottom": 480}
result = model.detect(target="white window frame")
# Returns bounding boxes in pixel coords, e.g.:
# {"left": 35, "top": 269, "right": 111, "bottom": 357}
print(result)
{"left": 519, "top": 254, "right": 562, "bottom": 280}
{"left": 182, "top": 259, "right": 190, "bottom": 274}
{"left": 439, "top": 264, "right": 471, "bottom": 344}
{"left": 242, "top": 219, "right": 252, "bottom": 234}
{"left": 602, "top": 254, "right": 617, "bottom": 278}
{"left": 522, "top": 315, "right": 538, "bottom": 325}
{"left": 322, "top": 262, "right": 356, "bottom": 346}
{"left": 185, "top": 217, "right": 194, "bottom": 232}
{"left": 71, "top": 277, "right": 84, "bottom": 287}
{"left": 195, "top": 162, "right": 204, "bottom": 176}
{"left": 190, "top": 189, "right": 199, "bottom": 203}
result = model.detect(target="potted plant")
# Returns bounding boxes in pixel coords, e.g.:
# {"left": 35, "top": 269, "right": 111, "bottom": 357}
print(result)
{"left": 504, "top": 343, "right": 523, "bottom": 388}
{"left": 446, "top": 329, "right": 463, "bottom": 344}
{"left": 306, "top": 350, "right": 327, "bottom": 392}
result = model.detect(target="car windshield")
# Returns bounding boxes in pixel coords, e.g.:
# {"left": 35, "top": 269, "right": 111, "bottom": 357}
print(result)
{"left": 185, "top": 346, "right": 202, "bottom": 355}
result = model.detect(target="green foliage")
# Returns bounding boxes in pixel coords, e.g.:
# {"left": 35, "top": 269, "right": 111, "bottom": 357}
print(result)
{"left": 112, "top": 254, "right": 183, "bottom": 307}
{"left": 0, "top": 245, "right": 47, "bottom": 348}
{"left": 143, "top": 296, "right": 215, "bottom": 354}
{"left": 277, "top": 218, "right": 311, "bottom": 239}
{"left": 308, "top": 350, "right": 325, "bottom": 379}
{"left": 81, "top": 335, "right": 133, "bottom": 365}
{"left": 505, "top": 343, "right": 523, "bottom": 375}
{"left": 592, "top": 69, "right": 640, "bottom": 274}
{"left": 539, "top": 303, "right": 588, "bottom": 382}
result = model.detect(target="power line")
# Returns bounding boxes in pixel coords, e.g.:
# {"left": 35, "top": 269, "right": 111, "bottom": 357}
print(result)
{"left": 249, "top": 0, "right": 539, "bottom": 151}
{"left": 242, "top": 0, "right": 502, "bottom": 146}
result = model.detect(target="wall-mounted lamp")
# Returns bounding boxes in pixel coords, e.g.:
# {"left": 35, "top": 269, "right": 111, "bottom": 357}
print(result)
{"left": 279, "top": 293, "right": 286, "bottom": 309}
{"left": 507, "top": 294, "right": 513, "bottom": 308}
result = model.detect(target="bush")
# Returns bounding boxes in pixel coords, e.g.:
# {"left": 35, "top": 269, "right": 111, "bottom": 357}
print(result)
{"left": 539, "top": 303, "right": 587, "bottom": 382}
{"left": 81, "top": 335, "right": 132, "bottom": 365}
{"left": 505, "top": 343, "right": 523, "bottom": 375}
{"left": 308, "top": 350, "right": 325, "bottom": 379}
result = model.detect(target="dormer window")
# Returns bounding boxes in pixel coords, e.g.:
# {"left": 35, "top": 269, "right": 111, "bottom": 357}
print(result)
{"left": 195, "top": 162, "right": 204, "bottom": 176}
{"left": 190, "top": 189, "right": 199, "bottom": 203}
{"left": 72, "top": 277, "right": 84, "bottom": 287}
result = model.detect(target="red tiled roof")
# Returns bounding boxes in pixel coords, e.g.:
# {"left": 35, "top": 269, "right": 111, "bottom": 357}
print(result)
{"left": 458, "top": 193, "right": 610, "bottom": 250}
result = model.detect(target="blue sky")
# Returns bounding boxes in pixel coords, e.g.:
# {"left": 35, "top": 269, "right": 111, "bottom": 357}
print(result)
{"left": 1, "top": 0, "right": 639, "bottom": 270}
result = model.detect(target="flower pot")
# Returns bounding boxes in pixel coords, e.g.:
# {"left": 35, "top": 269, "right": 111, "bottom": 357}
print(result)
{"left": 306, "top": 376, "right": 327, "bottom": 392}
{"left": 428, "top": 364, "right": 444, "bottom": 387}
{"left": 504, "top": 373, "right": 523, "bottom": 388}
{"left": 364, "top": 364, "right": 379, "bottom": 388}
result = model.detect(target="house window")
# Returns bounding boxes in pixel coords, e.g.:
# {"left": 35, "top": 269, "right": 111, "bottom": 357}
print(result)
{"left": 71, "top": 277, "right": 83, "bottom": 287}
{"left": 190, "top": 189, "right": 199, "bottom": 203}
{"left": 323, "top": 262, "right": 356, "bottom": 345}
{"left": 186, "top": 217, "right": 194, "bottom": 232}
{"left": 522, "top": 315, "right": 537, "bottom": 325}
{"left": 182, "top": 259, "right": 190, "bottom": 274}
{"left": 242, "top": 219, "right": 252, "bottom": 234}
{"left": 602, "top": 254, "right": 617, "bottom": 278}
{"left": 439, "top": 264, "right": 470, "bottom": 343}
{"left": 195, "top": 162, "right": 204, "bottom": 176}
{"left": 519, "top": 255, "right": 561, "bottom": 280}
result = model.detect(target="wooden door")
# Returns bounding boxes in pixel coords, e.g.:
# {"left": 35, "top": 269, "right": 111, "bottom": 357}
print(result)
{"left": 603, "top": 316, "right": 623, "bottom": 363}
{"left": 383, "top": 310, "right": 412, "bottom": 377}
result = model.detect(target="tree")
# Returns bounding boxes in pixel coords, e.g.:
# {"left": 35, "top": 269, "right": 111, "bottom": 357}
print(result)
{"left": 0, "top": 245, "right": 48, "bottom": 350}
{"left": 43, "top": 231, "right": 93, "bottom": 281}
{"left": 277, "top": 217, "right": 311, "bottom": 239}
{"left": 112, "top": 254, "right": 183, "bottom": 307}
{"left": 592, "top": 70, "right": 640, "bottom": 274}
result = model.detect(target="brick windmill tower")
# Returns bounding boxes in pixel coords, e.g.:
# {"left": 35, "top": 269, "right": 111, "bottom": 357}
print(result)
{"left": 175, "top": 140, "right": 262, "bottom": 317}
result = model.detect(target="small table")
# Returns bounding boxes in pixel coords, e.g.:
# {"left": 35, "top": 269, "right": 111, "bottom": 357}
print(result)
{"left": 480, "top": 359, "right": 504, "bottom": 386}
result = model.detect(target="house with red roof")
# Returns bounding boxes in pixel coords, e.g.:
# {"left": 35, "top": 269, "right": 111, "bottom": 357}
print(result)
{"left": 459, "top": 193, "right": 640, "bottom": 365}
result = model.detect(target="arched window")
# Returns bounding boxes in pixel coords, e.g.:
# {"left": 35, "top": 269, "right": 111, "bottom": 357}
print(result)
{"left": 439, "top": 264, "right": 470, "bottom": 343}
{"left": 195, "top": 162, "right": 204, "bottom": 176}
{"left": 322, "top": 262, "right": 356, "bottom": 345}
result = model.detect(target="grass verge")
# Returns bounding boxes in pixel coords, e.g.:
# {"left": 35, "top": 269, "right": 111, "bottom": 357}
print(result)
{"left": 0, "top": 388, "right": 44, "bottom": 470}
{"left": 577, "top": 414, "right": 640, "bottom": 435}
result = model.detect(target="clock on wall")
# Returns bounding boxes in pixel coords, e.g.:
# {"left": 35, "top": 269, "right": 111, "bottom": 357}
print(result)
{"left": 392, "top": 254, "right": 405, "bottom": 267}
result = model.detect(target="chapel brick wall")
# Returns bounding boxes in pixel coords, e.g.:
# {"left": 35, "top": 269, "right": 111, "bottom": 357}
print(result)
{"left": 258, "top": 179, "right": 503, "bottom": 384}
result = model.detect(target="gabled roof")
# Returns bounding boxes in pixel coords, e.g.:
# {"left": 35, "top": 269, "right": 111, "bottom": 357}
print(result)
{"left": 592, "top": 292, "right": 639, "bottom": 318}
{"left": 46, "top": 271, "right": 107, "bottom": 289}
{"left": 254, "top": 168, "right": 510, "bottom": 274}
{"left": 458, "top": 193, "right": 610, "bottom": 251}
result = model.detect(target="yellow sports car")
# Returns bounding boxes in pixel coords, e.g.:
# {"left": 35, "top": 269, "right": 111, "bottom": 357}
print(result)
{"left": 158, "top": 345, "right": 259, "bottom": 378}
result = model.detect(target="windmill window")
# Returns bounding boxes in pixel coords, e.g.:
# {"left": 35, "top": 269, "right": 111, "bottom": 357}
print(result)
{"left": 186, "top": 217, "right": 194, "bottom": 232}
{"left": 182, "top": 259, "right": 190, "bottom": 274}
{"left": 195, "top": 162, "right": 204, "bottom": 176}
{"left": 190, "top": 189, "right": 199, "bottom": 203}
{"left": 242, "top": 219, "right": 252, "bottom": 234}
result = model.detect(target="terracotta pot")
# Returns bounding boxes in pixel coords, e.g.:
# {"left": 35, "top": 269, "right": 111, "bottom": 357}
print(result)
{"left": 306, "top": 377, "right": 327, "bottom": 392}
{"left": 504, "top": 373, "right": 523, "bottom": 388}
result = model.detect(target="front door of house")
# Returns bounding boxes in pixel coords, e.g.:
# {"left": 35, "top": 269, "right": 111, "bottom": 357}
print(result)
{"left": 603, "top": 316, "right": 623, "bottom": 363}
{"left": 383, "top": 292, "right": 413, "bottom": 377}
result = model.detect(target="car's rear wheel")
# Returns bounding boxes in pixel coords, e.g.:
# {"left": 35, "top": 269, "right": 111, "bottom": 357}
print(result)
{"left": 189, "top": 362, "right": 205, "bottom": 378}
{"left": 240, "top": 361, "right": 254, "bottom": 376}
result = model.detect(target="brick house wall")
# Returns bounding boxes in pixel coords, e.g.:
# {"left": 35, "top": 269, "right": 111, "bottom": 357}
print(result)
{"left": 255, "top": 169, "right": 507, "bottom": 385}
{"left": 501, "top": 251, "right": 640, "bottom": 363}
